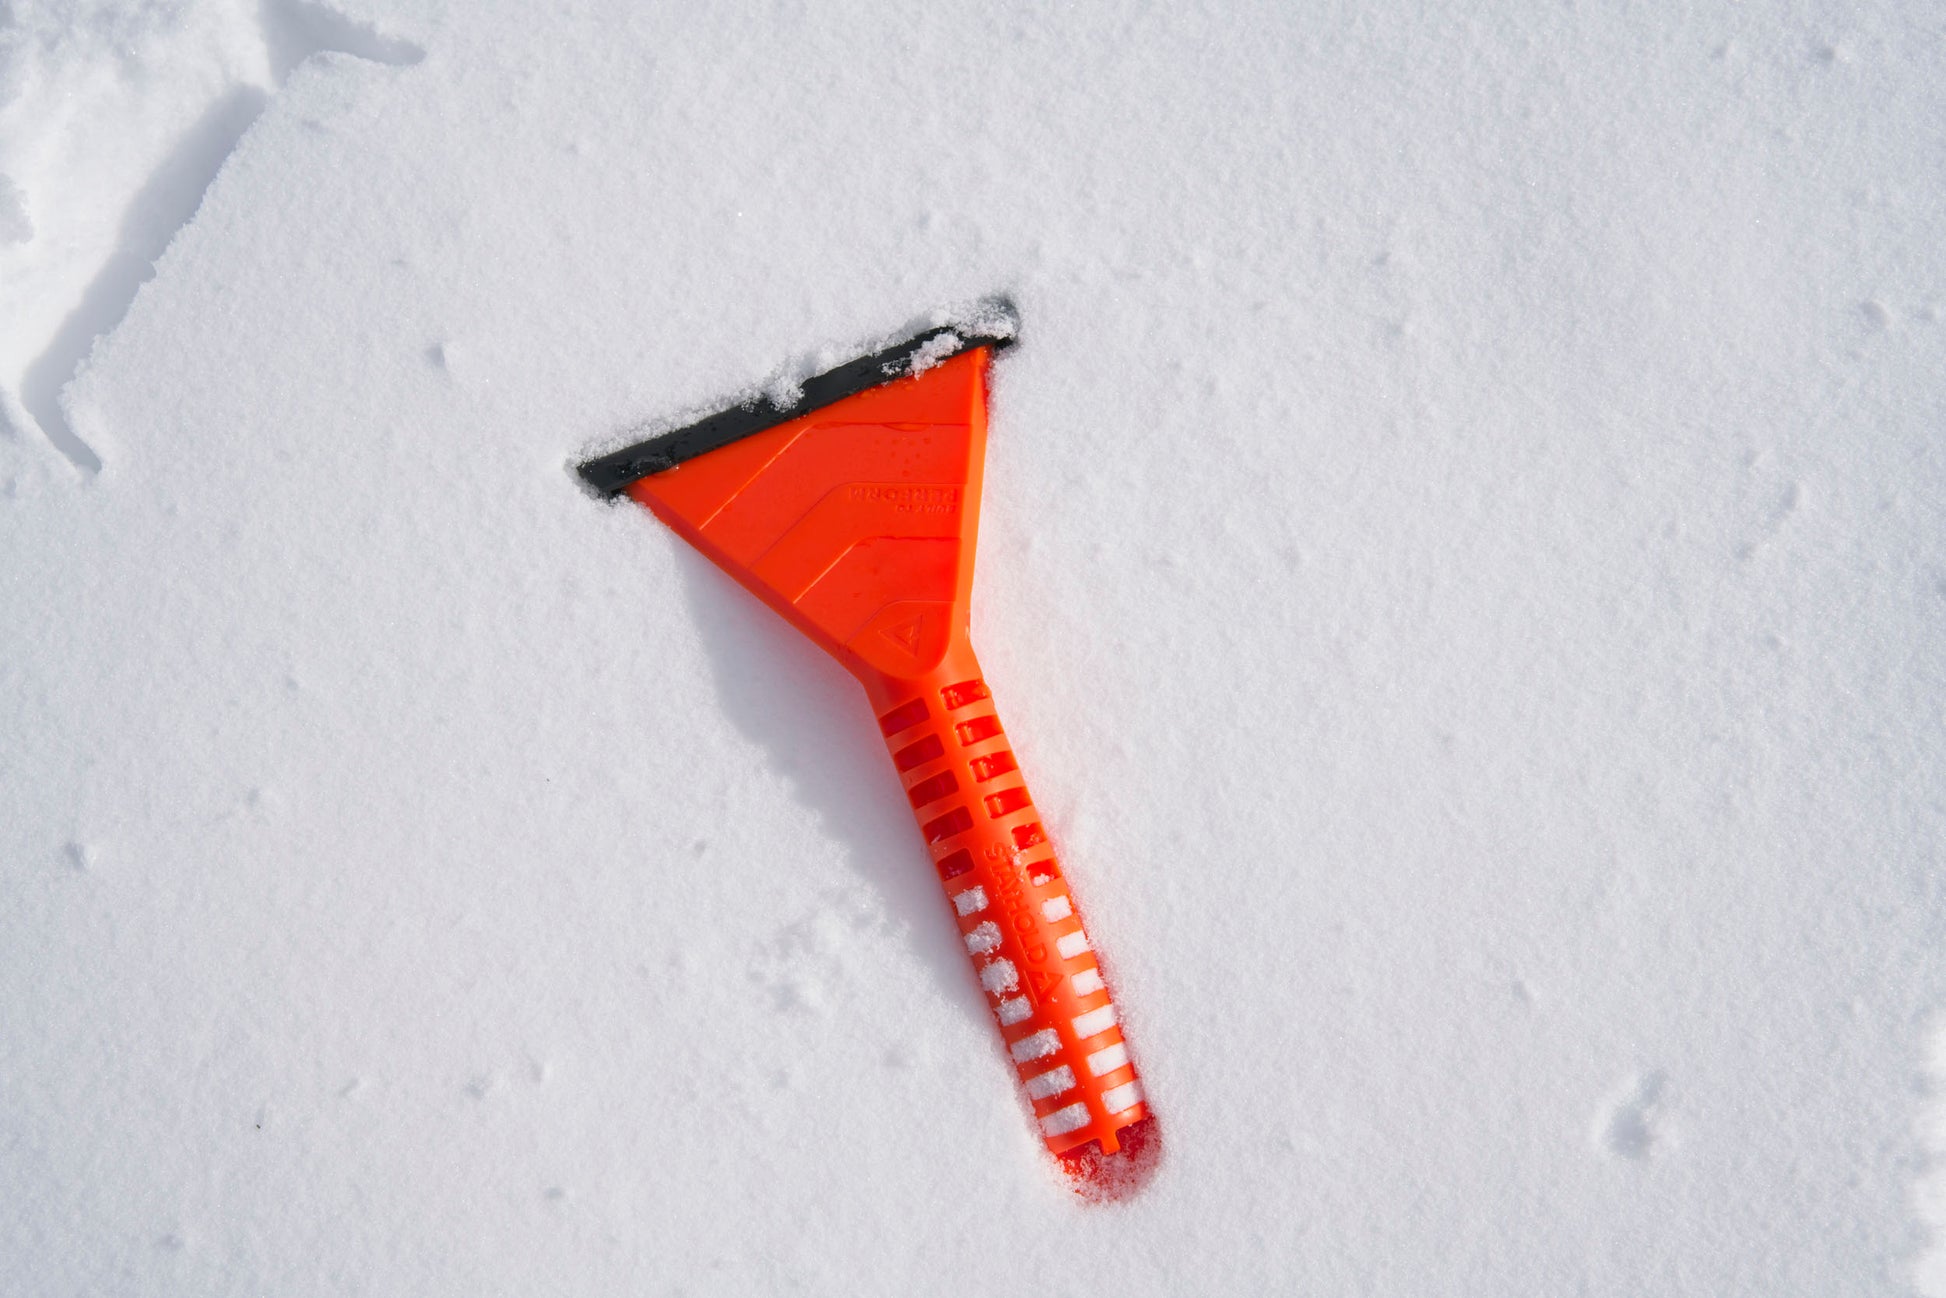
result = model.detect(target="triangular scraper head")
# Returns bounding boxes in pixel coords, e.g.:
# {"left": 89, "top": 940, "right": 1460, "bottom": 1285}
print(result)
{"left": 623, "top": 349, "right": 989, "bottom": 690}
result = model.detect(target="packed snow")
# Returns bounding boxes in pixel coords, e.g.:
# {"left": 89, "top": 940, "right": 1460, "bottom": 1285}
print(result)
{"left": 3, "top": 0, "right": 1944, "bottom": 1293}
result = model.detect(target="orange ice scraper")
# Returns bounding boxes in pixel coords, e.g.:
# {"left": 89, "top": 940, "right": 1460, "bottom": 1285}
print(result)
{"left": 577, "top": 300, "right": 1157, "bottom": 1192}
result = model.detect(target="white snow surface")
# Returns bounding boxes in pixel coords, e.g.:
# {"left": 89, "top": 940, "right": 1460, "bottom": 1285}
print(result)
{"left": 3, "top": 0, "right": 1944, "bottom": 1293}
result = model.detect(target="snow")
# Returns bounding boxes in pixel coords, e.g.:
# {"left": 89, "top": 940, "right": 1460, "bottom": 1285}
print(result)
{"left": 1040, "top": 1102, "right": 1093, "bottom": 1138}
{"left": 2, "top": 0, "right": 1944, "bottom": 1293}
{"left": 1024, "top": 1066, "right": 1077, "bottom": 1101}
{"left": 962, "top": 920, "right": 1002, "bottom": 955}
{"left": 1070, "top": 1004, "right": 1119, "bottom": 1043}
{"left": 1102, "top": 1081, "right": 1143, "bottom": 1117}
{"left": 1088, "top": 1042, "right": 1131, "bottom": 1078}
{"left": 979, "top": 957, "right": 1020, "bottom": 997}
{"left": 1011, "top": 1030, "right": 1063, "bottom": 1065}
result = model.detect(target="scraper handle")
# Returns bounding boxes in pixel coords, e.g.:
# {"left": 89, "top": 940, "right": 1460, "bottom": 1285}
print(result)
{"left": 864, "top": 647, "right": 1149, "bottom": 1160}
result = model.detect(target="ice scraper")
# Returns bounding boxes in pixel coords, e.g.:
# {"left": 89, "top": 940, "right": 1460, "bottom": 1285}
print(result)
{"left": 577, "top": 300, "right": 1157, "bottom": 1190}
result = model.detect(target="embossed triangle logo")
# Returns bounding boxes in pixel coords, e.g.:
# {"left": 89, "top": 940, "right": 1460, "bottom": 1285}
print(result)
{"left": 880, "top": 611, "right": 926, "bottom": 655}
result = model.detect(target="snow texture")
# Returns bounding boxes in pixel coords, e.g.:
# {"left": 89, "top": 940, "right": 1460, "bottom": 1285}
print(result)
{"left": 2, "top": 0, "right": 1944, "bottom": 1294}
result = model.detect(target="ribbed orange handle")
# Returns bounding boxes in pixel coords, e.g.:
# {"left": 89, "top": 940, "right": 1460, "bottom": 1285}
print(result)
{"left": 861, "top": 646, "right": 1148, "bottom": 1158}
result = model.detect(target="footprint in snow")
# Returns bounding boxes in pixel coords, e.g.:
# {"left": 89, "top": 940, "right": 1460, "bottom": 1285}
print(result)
{"left": 1595, "top": 1070, "right": 1670, "bottom": 1160}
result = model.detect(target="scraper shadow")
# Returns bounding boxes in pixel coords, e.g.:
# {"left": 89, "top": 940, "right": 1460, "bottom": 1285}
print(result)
{"left": 669, "top": 546, "right": 989, "bottom": 1015}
